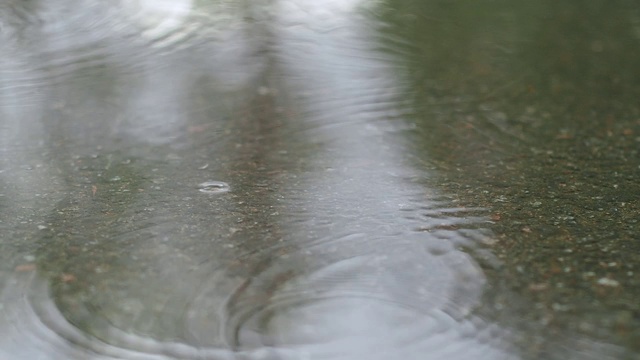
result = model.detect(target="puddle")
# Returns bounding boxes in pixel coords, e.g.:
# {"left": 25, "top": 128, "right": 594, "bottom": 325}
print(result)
{"left": 1, "top": 0, "right": 639, "bottom": 359}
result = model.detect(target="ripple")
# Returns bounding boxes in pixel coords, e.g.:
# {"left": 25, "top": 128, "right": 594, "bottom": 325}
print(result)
{"left": 0, "top": 271, "right": 286, "bottom": 360}
{"left": 197, "top": 180, "right": 231, "bottom": 194}
{"left": 221, "top": 255, "right": 516, "bottom": 360}
{"left": 1, "top": 0, "right": 257, "bottom": 89}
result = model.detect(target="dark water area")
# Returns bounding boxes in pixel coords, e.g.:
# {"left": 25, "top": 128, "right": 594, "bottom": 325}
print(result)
{"left": 1, "top": 1, "right": 639, "bottom": 359}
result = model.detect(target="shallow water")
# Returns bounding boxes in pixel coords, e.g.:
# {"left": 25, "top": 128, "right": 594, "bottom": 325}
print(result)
{"left": 1, "top": 1, "right": 639, "bottom": 359}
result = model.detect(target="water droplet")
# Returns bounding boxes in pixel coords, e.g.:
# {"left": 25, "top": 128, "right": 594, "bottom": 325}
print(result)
{"left": 197, "top": 181, "right": 230, "bottom": 194}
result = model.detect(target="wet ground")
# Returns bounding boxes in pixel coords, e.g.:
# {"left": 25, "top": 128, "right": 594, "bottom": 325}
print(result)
{"left": 1, "top": 1, "right": 639, "bottom": 359}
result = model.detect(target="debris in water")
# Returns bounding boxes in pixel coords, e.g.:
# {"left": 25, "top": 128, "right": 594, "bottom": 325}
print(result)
{"left": 596, "top": 277, "right": 619, "bottom": 287}
{"left": 15, "top": 263, "right": 36, "bottom": 272}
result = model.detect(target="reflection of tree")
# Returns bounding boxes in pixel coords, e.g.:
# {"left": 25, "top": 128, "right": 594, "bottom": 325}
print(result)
{"left": 522, "top": 1, "right": 640, "bottom": 131}
{"left": 379, "top": 1, "right": 534, "bottom": 96}
{"left": 378, "top": 0, "right": 640, "bottom": 356}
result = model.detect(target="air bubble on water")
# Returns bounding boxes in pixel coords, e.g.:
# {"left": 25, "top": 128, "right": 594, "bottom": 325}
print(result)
{"left": 197, "top": 181, "right": 230, "bottom": 194}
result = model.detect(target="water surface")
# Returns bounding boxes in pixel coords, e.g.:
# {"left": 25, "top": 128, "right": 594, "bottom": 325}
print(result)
{"left": 1, "top": 0, "right": 639, "bottom": 359}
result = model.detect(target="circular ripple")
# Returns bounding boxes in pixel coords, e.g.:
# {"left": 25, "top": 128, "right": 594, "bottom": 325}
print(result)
{"left": 197, "top": 181, "right": 231, "bottom": 194}
{"left": 220, "top": 252, "right": 516, "bottom": 360}
{"left": 0, "top": 271, "right": 288, "bottom": 360}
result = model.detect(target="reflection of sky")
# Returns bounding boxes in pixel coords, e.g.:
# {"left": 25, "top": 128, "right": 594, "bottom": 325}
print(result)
{"left": 0, "top": 1, "right": 249, "bottom": 359}
{"left": 0, "top": 0, "right": 519, "bottom": 359}
{"left": 234, "top": 1, "right": 516, "bottom": 359}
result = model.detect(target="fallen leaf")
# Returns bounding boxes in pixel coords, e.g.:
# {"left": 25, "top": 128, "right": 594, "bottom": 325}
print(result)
{"left": 61, "top": 273, "right": 77, "bottom": 283}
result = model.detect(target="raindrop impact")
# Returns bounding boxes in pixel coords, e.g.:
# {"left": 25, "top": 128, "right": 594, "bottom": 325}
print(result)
{"left": 197, "top": 181, "right": 230, "bottom": 194}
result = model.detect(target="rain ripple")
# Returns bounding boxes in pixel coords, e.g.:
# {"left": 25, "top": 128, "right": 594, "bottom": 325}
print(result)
{"left": 1, "top": 1, "right": 517, "bottom": 359}
{"left": 0, "top": 271, "right": 278, "bottom": 360}
{"left": 1, "top": 0, "right": 258, "bottom": 85}
{"left": 0, "top": 208, "right": 513, "bottom": 360}
{"left": 222, "top": 245, "right": 514, "bottom": 360}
